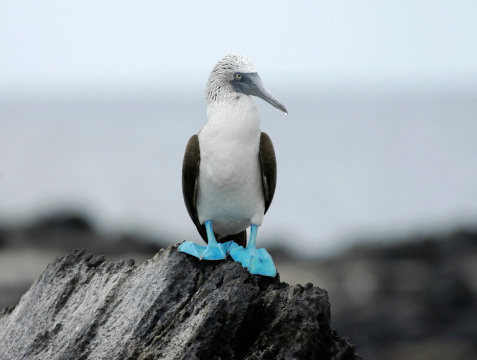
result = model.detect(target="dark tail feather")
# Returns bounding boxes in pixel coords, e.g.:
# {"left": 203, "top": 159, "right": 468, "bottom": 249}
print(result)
{"left": 218, "top": 230, "right": 247, "bottom": 248}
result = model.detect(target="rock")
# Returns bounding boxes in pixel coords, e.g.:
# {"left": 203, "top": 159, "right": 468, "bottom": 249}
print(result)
{"left": 0, "top": 244, "right": 360, "bottom": 360}
{"left": 0, "top": 213, "right": 166, "bottom": 311}
{"left": 324, "top": 230, "right": 477, "bottom": 360}
{"left": 0, "top": 211, "right": 167, "bottom": 255}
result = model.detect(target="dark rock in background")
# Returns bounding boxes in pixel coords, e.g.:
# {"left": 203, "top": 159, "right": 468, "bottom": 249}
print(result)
{"left": 322, "top": 230, "right": 477, "bottom": 360}
{"left": 0, "top": 245, "right": 360, "bottom": 360}
{"left": 0, "top": 211, "right": 165, "bottom": 255}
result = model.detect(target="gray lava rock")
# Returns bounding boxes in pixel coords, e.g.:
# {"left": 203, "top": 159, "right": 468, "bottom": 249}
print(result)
{"left": 0, "top": 244, "right": 360, "bottom": 360}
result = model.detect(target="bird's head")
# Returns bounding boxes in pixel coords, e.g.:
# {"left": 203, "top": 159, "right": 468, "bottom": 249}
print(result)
{"left": 206, "top": 53, "right": 287, "bottom": 114}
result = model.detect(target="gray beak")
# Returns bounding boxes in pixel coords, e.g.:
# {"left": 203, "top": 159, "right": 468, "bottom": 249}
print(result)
{"left": 230, "top": 72, "right": 288, "bottom": 115}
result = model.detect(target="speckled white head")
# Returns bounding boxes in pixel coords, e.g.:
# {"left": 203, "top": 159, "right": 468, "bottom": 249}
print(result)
{"left": 205, "top": 53, "right": 287, "bottom": 114}
{"left": 206, "top": 54, "right": 255, "bottom": 103}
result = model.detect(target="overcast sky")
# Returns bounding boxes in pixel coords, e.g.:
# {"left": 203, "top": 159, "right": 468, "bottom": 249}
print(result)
{"left": 1, "top": 1, "right": 477, "bottom": 95}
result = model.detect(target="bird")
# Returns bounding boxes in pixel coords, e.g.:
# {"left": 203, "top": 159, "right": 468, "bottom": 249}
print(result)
{"left": 179, "top": 53, "right": 287, "bottom": 277}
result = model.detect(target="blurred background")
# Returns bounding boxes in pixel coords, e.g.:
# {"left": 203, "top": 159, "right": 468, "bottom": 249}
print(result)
{"left": 1, "top": 1, "right": 477, "bottom": 359}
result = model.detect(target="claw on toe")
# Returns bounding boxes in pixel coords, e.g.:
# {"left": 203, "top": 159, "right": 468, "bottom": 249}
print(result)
{"left": 229, "top": 246, "right": 277, "bottom": 277}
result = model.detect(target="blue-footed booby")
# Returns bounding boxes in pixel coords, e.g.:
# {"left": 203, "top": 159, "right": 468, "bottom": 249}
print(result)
{"left": 179, "top": 53, "right": 287, "bottom": 277}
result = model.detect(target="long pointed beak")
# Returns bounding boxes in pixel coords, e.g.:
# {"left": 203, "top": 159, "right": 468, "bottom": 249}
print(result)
{"left": 231, "top": 72, "right": 288, "bottom": 115}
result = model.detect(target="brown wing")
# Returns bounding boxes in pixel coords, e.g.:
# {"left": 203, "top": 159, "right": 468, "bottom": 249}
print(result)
{"left": 182, "top": 135, "right": 207, "bottom": 242}
{"left": 259, "top": 132, "right": 277, "bottom": 214}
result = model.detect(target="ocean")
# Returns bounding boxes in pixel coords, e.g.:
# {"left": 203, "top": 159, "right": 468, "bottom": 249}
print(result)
{"left": 1, "top": 88, "right": 477, "bottom": 256}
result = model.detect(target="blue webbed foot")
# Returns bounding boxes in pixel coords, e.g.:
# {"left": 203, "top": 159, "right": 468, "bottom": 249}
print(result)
{"left": 228, "top": 224, "right": 277, "bottom": 277}
{"left": 179, "top": 241, "right": 207, "bottom": 258}
{"left": 179, "top": 220, "right": 229, "bottom": 260}
{"left": 199, "top": 241, "right": 227, "bottom": 260}
{"left": 229, "top": 246, "right": 277, "bottom": 277}
{"left": 179, "top": 240, "right": 230, "bottom": 260}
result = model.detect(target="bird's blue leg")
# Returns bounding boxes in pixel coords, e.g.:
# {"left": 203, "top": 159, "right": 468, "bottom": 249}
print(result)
{"left": 179, "top": 220, "right": 227, "bottom": 260}
{"left": 229, "top": 224, "right": 277, "bottom": 277}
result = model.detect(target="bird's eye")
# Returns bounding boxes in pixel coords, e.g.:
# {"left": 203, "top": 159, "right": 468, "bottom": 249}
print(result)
{"left": 235, "top": 73, "right": 242, "bottom": 80}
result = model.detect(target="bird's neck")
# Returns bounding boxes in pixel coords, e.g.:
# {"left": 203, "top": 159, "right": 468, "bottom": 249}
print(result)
{"left": 206, "top": 94, "right": 261, "bottom": 131}
{"left": 200, "top": 95, "right": 261, "bottom": 150}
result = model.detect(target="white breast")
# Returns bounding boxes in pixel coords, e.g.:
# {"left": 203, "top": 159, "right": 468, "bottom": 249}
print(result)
{"left": 196, "top": 96, "right": 265, "bottom": 237}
